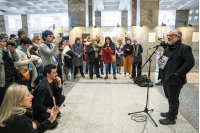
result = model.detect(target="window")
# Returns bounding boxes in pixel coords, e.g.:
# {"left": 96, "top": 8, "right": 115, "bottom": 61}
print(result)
{"left": 195, "top": 10, "right": 199, "bottom": 14}
{"left": 61, "top": 17, "right": 69, "bottom": 27}
{"left": 42, "top": 18, "right": 53, "bottom": 27}
{"left": 31, "top": 19, "right": 34, "bottom": 28}
{"left": 9, "top": 19, "right": 15, "bottom": 28}
{"left": 189, "top": 16, "right": 193, "bottom": 20}
{"left": 194, "top": 16, "right": 199, "bottom": 20}
{"left": 189, "top": 10, "right": 194, "bottom": 14}
{"left": 102, "top": 13, "right": 121, "bottom": 26}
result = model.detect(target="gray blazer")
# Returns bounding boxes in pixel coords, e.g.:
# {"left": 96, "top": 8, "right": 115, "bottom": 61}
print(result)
{"left": 39, "top": 42, "right": 59, "bottom": 67}
{"left": 72, "top": 43, "right": 84, "bottom": 66}
{"left": 0, "top": 47, "right": 19, "bottom": 87}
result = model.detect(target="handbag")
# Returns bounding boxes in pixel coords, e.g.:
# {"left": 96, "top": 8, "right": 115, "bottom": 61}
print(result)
{"left": 111, "top": 54, "right": 116, "bottom": 62}
{"left": 18, "top": 68, "right": 30, "bottom": 81}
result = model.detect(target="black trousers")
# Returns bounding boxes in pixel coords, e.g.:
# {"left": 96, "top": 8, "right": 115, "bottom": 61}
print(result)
{"left": 163, "top": 84, "right": 182, "bottom": 120}
{"left": 98, "top": 55, "right": 103, "bottom": 73}
{"left": 89, "top": 58, "right": 100, "bottom": 79}
{"left": 74, "top": 66, "right": 84, "bottom": 76}
{"left": 132, "top": 62, "right": 142, "bottom": 78}
{"left": 33, "top": 95, "right": 65, "bottom": 128}
{"left": 0, "top": 79, "right": 14, "bottom": 107}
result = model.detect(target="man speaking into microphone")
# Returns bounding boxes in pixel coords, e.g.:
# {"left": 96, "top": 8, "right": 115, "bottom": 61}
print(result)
{"left": 158, "top": 29, "right": 194, "bottom": 125}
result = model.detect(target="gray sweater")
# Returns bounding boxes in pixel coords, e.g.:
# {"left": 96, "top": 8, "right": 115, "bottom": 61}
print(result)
{"left": 39, "top": 42, "right": 59, "bottom": 67}
{"left": 0, "top": 47, "right": 19, "bottom": 87}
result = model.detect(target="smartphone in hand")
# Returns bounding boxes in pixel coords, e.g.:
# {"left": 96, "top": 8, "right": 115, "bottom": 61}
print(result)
{"left": 53, "top": 96, "right": 57, "bottom": 112}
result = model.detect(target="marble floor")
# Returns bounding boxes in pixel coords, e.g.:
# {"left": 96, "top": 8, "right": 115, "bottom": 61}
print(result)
{"left": 45, "top": 71, "right": 199, "bottom": 133}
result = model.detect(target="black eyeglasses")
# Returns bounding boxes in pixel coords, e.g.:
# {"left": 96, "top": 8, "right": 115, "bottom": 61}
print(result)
{"left": 167, "top": 34, "right": 177, "bottom": 37}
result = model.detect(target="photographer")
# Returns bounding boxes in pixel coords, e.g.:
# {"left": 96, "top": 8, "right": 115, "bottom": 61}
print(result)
{"left": 39, "top": 30, "right": 62, "bottom": 67}
{"left": 33, "top": 64, "right": 65, "bottom": 129}
{"left": 0, "top": 37, "right": 19, "bottom": 106}
{"left": 158, "top": 29, "right": 194, "bottom": 125}
{"left": 0, "top": 33, "right": 8, "bottom": 41}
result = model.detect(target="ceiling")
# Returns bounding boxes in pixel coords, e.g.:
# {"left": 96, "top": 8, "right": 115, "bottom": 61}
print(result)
{"left": 159, "top": 0, "right": 199, "bottom": 10}
{"left": 0, "top": 0, "right": 199, "bottom": 15}
{"left": 0, "top": 0, "right": 68, "bottom": 15}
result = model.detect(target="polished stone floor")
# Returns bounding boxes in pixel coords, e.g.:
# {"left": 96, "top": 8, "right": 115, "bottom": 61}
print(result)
{"left": 45, "top": 70, "right": 199, "bottom": 133}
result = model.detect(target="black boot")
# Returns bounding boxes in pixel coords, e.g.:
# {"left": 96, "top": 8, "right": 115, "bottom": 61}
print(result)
{"left": 160, "top": 112, "right": 177, "bottom": 119}
{"left": 159, "top": 118, "right": 176, "bottom": 125}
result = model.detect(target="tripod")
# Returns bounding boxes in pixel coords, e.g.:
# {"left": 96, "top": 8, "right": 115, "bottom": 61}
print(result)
{"left": 128, "top": 47, "right": 159, "bottom": 127}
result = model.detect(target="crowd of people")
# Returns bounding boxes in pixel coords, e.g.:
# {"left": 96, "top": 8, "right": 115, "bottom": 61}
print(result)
{"left": 0, "top": 28, "right": 195, "bottom": 132}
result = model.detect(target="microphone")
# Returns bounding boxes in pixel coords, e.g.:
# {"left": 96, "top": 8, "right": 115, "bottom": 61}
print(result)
{"left": 149, "top": 42, "right": 166, "bottom": 49}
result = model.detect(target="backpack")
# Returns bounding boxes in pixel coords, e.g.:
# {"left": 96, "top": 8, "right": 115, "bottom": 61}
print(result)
{"left": 133, "top": 75, "right": 147, "bottom": 84}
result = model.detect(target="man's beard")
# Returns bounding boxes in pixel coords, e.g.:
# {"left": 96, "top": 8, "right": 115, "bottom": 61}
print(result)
{"left": 168, "top": 38, "right": 177, "bottom": 45}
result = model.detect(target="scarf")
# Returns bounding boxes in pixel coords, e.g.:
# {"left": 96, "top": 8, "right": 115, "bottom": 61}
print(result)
{"left": 133, "top": 44, "right": 139, "bottom": 56}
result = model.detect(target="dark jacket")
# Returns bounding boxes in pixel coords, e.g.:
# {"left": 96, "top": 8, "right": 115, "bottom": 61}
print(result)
{"left": 132, "top": 44, "right": 143, "bottom": 56}
{"left": 103, "top": 42, "right": 115, "bottom": 54}
{"left": 86, "top": 44, "right": 99, "bottom": 63}
{"left": 161, "top": 40, "right": 195, "bottom": 86}
{"left": 0, "top": 111, "right": 52, "bottom": 133}
{"left": 30, "top": 43, "right": 39, "bottom": 55}
{"left": 123, "top": 44, "right": 133, "bottom": 57}
{"left": 32, "top": 78, "right": 62, "bottom": 113}
{"left": 64, "top": 51, "right": 74, "bottom": 68}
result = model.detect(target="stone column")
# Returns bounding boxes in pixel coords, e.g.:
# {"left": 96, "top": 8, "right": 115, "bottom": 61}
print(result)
{"left": 68, "top": 0, "right": 85, "bottom": 27}
{"left": 140, "top": 0, "right": 159, "bottom": 26}
{"left": 95, "top": 11, "right": 101, "bottom": 27}
{"left": 0, "top": 15, "right": 10, "bottom": 36}
{"left": 89, "top": 0, "right": 93, "bottom": 27}
{"left": 132, "top": 0, "right": 137, "bottom": 26}
{"left": 121, "top": 10, "right": 128, "bottom": 29}
{"left": 175, "top": 10, "right": 189, "bottom": 27}
{"left": 21, "top": 14, "right": 32, "bottom": 38}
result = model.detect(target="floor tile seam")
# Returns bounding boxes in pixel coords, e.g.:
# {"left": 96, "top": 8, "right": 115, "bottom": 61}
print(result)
{"left": 154, "top": 85, "right": 199, "bottom": 132}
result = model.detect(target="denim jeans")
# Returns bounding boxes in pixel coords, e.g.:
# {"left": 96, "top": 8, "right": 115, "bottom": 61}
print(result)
{"left": 85, "top": 62, "right": 89, "bottom": 73}
{"left": 105, "top": 62, "right": 116, "bottom": 74}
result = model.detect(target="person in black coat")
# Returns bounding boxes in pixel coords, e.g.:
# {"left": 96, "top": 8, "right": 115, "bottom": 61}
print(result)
{"left": 158, "top": 29, "right": 195, "bottom": 125}
{"left": 86, "top": 38, "right": 102, "bottom": 80}
{"left": 32, "top": 64, "right": 65, "bottom": 129}
{"left": 131, "top": 38, "right": 143, "bottom": 78}
{"left": 0, "top": 84, "right": 60, "bottom": 133}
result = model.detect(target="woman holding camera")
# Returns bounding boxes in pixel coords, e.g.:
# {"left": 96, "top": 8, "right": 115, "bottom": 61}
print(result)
{"left": 0, "top": 84, "right": 60, "bottom": 133}
{"left": 0, "top": 38, "right": 19, "bottom": 106}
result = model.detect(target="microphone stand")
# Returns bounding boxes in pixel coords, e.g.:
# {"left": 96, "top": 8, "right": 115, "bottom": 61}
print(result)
{"left": 128, "top": 47, "right": 159, "bottom": 127}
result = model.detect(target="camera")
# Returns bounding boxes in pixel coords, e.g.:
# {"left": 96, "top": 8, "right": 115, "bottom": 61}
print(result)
{"left": 6, "top": 40, "right": 15, "bottom": 46}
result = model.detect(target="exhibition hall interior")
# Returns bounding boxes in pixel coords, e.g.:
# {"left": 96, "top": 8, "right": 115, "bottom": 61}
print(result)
{"left": 0, "top": 0, "right": 199, "bottom": 133}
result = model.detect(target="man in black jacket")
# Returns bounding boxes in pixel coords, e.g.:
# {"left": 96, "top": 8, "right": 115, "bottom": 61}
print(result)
{"left": 86, "top": 38, "right": 102, "bottom": 80}
{"left": 32, "top": 64, "right": 65, "bottom": 128}
{"left": 158, "top": 29, "right": 195, "bottom": 125}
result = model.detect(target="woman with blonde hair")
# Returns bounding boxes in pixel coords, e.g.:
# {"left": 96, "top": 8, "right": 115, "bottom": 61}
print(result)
{"left": 115, "top": 36, "right": 124, "bottom": 74}
{"left": 30, "top": 36, "right": 40, "bottom": 55}
{"left": 0, "top": 84, "right": 60, "bottom": 132}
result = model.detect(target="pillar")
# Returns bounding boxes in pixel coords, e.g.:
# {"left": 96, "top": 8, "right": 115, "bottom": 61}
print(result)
{"left": 68, "top": 0, "right": 86, "bottom": 27}
{"left": 121, "top": 10, "right": 128, "bottom": 29}
{"left": 95, "top": 11, "right": 101, "bottom": 27}
{"left": 21, "top": 14, "right": 32, "bottom": 38}
{"left": 0, "top": 15, "right": 10, "bottom": 36}
{"left": 175, "top": 10, "right": 189, "bottom": 27}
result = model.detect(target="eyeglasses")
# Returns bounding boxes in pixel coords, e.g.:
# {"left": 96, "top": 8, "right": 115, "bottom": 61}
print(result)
{"left": 167, "top": 34, "right": 177, "bottom": 37}
{"left": 23, "top": 32, "right": 28, "bottom": 35}
{"left": 37, "top": 39, "right": 40, "bottom": 40}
